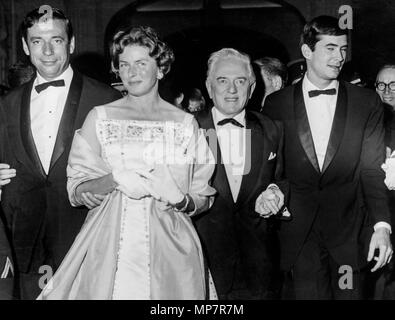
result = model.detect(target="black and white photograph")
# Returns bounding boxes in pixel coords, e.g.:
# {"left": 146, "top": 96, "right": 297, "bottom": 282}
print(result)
{"left": 0, "top": 0, "right": 395, "bottom": 312}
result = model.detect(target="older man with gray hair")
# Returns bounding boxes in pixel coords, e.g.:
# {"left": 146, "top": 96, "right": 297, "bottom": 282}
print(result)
{"left": 194, "top": 48, "right": 289, "bottom": 300}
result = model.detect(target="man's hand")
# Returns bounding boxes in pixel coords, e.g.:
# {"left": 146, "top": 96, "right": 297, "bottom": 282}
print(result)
{"left": 367, "top": 227, "right": 393, "bottom": 272}
{"left": 0, "top": 164, "right": 16, "bottom": 187}
{"left": 255, "top": 185, "right": 284, "bottom": 218}
{"left": 79, "top": 192, "right": 106, "bottom": 210}
{"left": 382, "top": 158, "right": 395, "bottom": 190}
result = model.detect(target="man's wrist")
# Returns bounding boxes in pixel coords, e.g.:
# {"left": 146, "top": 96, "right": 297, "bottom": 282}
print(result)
{"left": 267, "top": 183, "right": 279, "bottom": 192}
{"left": 374, "top": 222, "right": 392, "bottom": 234}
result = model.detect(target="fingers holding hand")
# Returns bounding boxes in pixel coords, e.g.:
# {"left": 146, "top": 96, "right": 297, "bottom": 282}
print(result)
{"left": 81, "top": 192, "right": 105, "bottom": 209}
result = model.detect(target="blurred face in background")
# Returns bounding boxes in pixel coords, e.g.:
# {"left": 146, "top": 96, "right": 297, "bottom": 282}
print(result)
{"left": 376, "top": 67, "right": 395, "bottom": 110}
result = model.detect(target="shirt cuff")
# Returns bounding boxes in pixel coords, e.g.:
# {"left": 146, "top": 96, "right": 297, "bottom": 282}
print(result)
{"left": 267, "top": 183, "right": 279, "bottom": 191}
{"left": 374, "top": 222, "right": 392, "bottom": 234}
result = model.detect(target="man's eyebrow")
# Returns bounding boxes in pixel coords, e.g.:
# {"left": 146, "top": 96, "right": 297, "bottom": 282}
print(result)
{"left": 325, "top": 43, "right": 348, "bottom": 48}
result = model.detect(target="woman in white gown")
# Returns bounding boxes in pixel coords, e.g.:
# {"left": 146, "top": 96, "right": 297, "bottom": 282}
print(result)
{"left": 38, "top": 26, "right": 216, "bottom": 300}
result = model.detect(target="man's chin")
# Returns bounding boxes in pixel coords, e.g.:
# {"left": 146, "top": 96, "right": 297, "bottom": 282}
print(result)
{"left": 37, "top": 68, "right": 63, "bottom": 80}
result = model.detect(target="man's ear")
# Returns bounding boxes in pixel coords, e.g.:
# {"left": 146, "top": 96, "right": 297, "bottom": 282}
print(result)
{"left": 22, "top": 37, "right": 30, "bottom": 56}
{"left": 249, "top": 81, "right": 256, "bottom": 98}
{"left": 301, "top": 44, "right": 312, "bottom": 60}
{"left": 272, "top": 75, "right": 283, "bottom": 91}
{"left": 205, "top": 79, "right": 212, "bottom": 99}
{"left": 69, "top": 36, "right": 75, "bottom": 55}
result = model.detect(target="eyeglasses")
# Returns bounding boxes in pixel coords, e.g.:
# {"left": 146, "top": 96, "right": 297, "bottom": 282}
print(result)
{"left": 375, "top": 81, "right": 395, "bottom": 92}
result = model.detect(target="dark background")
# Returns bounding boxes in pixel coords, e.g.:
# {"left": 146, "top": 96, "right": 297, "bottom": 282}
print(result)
{"left": 0, "top": 0, "right": 394, "bottom": 93}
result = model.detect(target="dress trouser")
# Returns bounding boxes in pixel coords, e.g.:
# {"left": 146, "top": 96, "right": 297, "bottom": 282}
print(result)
{"left": 283, "top": 218, "right": 366, "bottom": 300}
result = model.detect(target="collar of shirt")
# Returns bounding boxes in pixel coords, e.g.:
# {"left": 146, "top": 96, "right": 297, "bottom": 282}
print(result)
{"left": 302, "top": 74, "right": 339, "bottom": 98}
{"left": 211, "top": 107, "right": 246, "bottom": 129}
{"left": 32, "top": 65, "right": 73, "bottom": 99}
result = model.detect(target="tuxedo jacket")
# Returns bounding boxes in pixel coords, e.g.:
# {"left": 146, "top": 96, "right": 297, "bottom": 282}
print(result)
{"left": 0, "top": 71, "right": 120, "bottom": 275}
{"left": 264, "top": 80, "right": 391, "bottom": 271}
{"left": 194, "top": 108, "right": 285, "bottom": 297}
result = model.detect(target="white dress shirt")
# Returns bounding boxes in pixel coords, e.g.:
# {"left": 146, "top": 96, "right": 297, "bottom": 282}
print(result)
{"left": 212, "top": 108, "right": 246, "bottom": 202}
{"left": 302, "top": 75, "right": 391, "bottom": 233}
{"left": 302, "top": 75, "right": 338, "bottom": 171}
{"left": 30, "top": 66, "right": 73, "bottom": 174}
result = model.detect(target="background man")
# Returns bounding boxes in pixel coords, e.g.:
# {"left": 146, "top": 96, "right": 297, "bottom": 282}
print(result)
{"left": 264, "top": 16, "right": 392, "bottom": 299}
{"left": 374, "top": 64, "right": 395, "bottom": 299}
{"left": 0, "top": 7, "right": 120, "bottom": 299}
{"left": 194, "top": 48, "right": 287, "bottom": 300}
{"left": 254, "top": 56, "right": 287, "bottom": 109}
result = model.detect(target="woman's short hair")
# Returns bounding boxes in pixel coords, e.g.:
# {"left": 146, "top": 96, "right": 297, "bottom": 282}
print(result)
{"left": 110, "top": 26, "right": 175, "bottom": 76}
{"left": 206, "top": 48, "right": 255, "bottom": 84}
{"left": 301, "top": 15, "right": 348, "bottom": 51}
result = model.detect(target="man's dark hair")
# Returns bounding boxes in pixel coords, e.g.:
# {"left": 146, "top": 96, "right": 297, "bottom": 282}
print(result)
{"left": 21, "top": 7, "right": 74, "bottom": 41}
{"left": 301, "top": 15, "right": 347, "bottom": 51}
{"left": 254, "top": 56, "right": 288, "bottom": 85}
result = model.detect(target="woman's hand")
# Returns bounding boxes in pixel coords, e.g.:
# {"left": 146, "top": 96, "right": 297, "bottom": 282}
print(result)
{"left": 135, "top": 165, "right": 185, "bottom": 206}
{"left": 112, "top": 169, "right": 152, "bottom": 199}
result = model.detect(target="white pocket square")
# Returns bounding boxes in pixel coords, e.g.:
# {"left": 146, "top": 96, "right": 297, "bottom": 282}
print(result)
{"left": 268, "top": 152, "right": 276, "bottom": 160}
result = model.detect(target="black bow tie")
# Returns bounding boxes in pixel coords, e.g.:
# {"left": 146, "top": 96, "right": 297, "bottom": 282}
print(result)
{"left": 217, "top": 118, "right": 244, "bottom": 128}
{"left": 35, "top": 79, "right": 65, "bottom": 93}
{"left": 308, "top": 88, "right": 336, "bottom": 98}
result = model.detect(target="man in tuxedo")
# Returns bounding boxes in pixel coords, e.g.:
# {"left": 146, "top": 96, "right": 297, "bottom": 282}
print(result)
{"left": 194, "top": 48, "right": 287, "bottom": 300}
{"left": 263, "top": 16, "right": 392, "bottom": 299}
{"left": 0, "top": 7, "right": 120, "bottom": 299}
{"left": 373, "top": 64, "right": 395, "bottom": 299}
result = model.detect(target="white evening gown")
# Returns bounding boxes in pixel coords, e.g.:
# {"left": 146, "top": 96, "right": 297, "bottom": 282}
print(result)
{"left": 38, "top": 106, "right": 217, "bottom": 300}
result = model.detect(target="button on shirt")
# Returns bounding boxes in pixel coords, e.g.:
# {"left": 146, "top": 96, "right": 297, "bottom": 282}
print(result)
{"left": 302, "top": 75, "right": 338, "bottom": 171}
{"left": 30, "top": 66, "right": 73, "bottom": 174}
{"left": 212, "top": 108, "right": 246, "bottom": 202}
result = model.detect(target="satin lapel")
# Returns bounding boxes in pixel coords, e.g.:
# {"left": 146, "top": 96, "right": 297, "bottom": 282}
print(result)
{"left": 294, "top": 81, "right": 320, "bottom": 173}
{"left": 19, "top": 78, "right": 46, "bottom": 177}
{"left": 199, "top": 109, "right": 234, "bottom": 203}
{"left": 49, "top": 73, "right": 83, "bottom": 172}
{"left": 236, "top": 112, "right": 264, "bottom": 206}
{"left": 321, "top": 82, "right": 347, "bottom": 174}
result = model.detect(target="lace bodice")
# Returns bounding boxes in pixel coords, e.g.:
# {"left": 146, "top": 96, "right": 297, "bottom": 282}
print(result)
{"left": 95, "top": 112, "right": 195, "bottom": 173}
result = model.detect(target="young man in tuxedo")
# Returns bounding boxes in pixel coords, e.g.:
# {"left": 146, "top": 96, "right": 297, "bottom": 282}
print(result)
{"left": 0, "top": 7, "right": 120, "bottom": 299}
{"left": 264, "top": 16, "right": 392, "bottom": 299}
{"left": 194, "top": 48, "right": 287, "bottom": 300}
